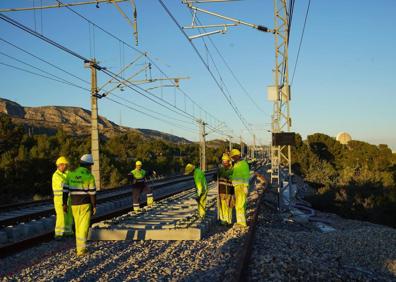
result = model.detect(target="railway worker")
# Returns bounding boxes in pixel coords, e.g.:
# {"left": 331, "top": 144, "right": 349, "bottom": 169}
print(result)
{"left": 185, "top": 163, "right": 208, "bottom": 218}
{"left": 216, "top": 153, "right": 235, "bottom": 225}
{"left": 128, "top": 160, "right": 154, "bottom": 212}
{"left": 52, "top": 156, "right": 73, "bottom": 239}
{"left": 230, "top": 149, "right": 250, "bottom": 227}
{"left": 62, "top": 154, "right": 96, "bottom": 256}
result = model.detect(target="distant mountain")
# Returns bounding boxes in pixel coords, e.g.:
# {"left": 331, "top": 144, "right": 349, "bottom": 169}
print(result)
{"left": 0, "top": 98, "right": 191, "bottom": 144}
{"left": 137, "top": 128, "right": 191, "bottom": 144}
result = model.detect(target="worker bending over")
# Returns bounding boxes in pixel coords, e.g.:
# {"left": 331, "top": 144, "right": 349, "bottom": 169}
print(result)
{"left": 52, "top": 156, "right": 73, "bottom": 238}
{"left": 129, "top": 160, "right": 154, "bottom": 212}
{"left": 185, "top": 163, "right": 207, "bottom": 218}
{"left": 216, "top": 154, "right": 234, "bottom": 225}
{"left": 230, "top": 149, "right": 250, "bottom": 227}
{"left": 63, "top": 154, "right": 96, "bottom": 256}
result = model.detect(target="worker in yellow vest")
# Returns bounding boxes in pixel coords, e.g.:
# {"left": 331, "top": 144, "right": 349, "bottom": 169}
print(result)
{"left": 52, "top": 156, "right": 73, "bottom": 238}
{"left": 216, "top": 154, "right": 234, "bottom": 225}
{"left": 129, "top": 160, "right": 154, "bottom": 212}
{"left": 185, "top": 163, "right": 207, "bottom": 218}
{"left": 230, "top": 149, "right": 250, "bottom": 227}
{"left": 63, "top": 154, "right": 96, "bottom": 256}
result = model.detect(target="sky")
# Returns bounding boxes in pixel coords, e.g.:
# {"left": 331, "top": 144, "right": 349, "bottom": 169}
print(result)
{"left": 0, "top": 0, "right": 395, "bottom": 151}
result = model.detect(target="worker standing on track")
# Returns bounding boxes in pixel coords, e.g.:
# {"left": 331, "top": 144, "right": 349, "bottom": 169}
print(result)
{"left": 52, "top": 156, "right": 73, "bottom": 239}
{"left": 185, "top": 163, "right": 207, "bottom": 218}
{"left": 129, "top": 161, "right": 154, "bottom": 212}
{"left": 230, "top": 149, "right": 250, "bottom": 227}
{"left": 62, "top": 154, "right": 96, "bottom": 256}
{"left": 216, "top": 154, "right": 234, "bottom": 225}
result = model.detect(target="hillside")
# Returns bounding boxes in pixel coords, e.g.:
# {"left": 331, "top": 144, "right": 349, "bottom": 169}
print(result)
{"left": 0, "top": 98, "right": 191, "bottom": 144}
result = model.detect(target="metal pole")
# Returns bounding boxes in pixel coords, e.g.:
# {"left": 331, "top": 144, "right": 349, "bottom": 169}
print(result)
{"left": 90, "top": 59, "right": 101, "bottom": 190}
{"left": 271, "top": 0, "right": 291, "bottom": 188}
{"left": 199, "top": 120, "right": 207, "bottom": 171}
{"left": 269, "top": 0, "right": 292, "bottom": 211}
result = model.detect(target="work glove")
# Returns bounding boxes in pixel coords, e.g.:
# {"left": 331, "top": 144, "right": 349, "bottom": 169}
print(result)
{"left": 92, "top": 207, "right": 97, "bottom": 215}
{"left": 63, "top": 204, "right": 68, "bottom": 213}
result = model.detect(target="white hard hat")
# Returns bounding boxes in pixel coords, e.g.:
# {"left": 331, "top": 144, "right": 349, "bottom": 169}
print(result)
{"left": 80, "top": 154, "right": 94, "bottom": 165}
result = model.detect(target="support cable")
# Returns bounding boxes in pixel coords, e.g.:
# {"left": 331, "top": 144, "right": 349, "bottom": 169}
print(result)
{"left": 291, "top": 0, "right": 311, "bottom": 85}
{"left": 157, "top": 0, "right": 253, "bottom": 136}
{"left": 0, "top": 12, "right": 229, "bottom": 138}
{"left": 55, "top": 0, "right": 228, "bottom": 132}
{"left": 0, "top": 61, "right": 90, "bottom": 91}
{"left": 0, "top": 37, "right": 90, "bottom": 84}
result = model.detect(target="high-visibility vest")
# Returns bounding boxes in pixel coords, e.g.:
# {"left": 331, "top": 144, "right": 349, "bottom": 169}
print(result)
{"left": 63, "top": 167, "right": 96, "bottom": 206}
{"left": 52, "top": 169, "right": 68, "bottom": 203}
{"left": 194, "top": 168, "right": 207, "bottom": 197}
{"left": 130, "top": 169, "right": 146, "bottom": 182}
{"left": 217, "top": 166, "right": 234, "bottom": 194}
{"left": 231, "top": 160, "right": 250, "bottom": 186}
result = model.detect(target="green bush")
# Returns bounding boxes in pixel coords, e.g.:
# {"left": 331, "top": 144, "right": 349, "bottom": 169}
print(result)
{"left": 0, "top": 114, "right": 226, "bottom": 204}
{"left": 292, "top": 132, "right": 396, "bottom": 228}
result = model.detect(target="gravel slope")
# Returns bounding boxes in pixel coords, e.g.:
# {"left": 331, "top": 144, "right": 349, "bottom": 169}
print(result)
{"left": 247, "top": 199, "right": 396, "bottom": 281}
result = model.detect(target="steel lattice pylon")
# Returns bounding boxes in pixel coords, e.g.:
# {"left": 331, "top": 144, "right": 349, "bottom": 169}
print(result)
{"left": 271, "top": 0, "right": 292, "bottom": 187}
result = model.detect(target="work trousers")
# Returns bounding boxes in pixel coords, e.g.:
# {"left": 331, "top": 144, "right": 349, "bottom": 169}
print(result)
{"left": 54, "top": 197, "right": 73, "bottom": 237}
{"left": 234, "top": 184, "right": 248, "bottom": 226}
{"left": 197, "top": 189, "right": 208, "bottom": 218}
{"left": 218, "top": 193, "right": 234, "bottom": 225}
{"left": 71, "top": 204, "right": 91, "bottom": 255}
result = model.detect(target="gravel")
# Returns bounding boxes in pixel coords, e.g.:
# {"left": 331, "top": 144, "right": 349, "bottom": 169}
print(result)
{"left": 3, "top": 175, "right": 395, "bottom": 281}
{"left": 0, "top": 184, "right": 261, "bottom": 281}
{"left": 247, "top": 192, "right": 396, "bottom": 281}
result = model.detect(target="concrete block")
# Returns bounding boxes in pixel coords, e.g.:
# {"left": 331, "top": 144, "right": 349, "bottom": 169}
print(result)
{"left": 4, "top": 226, "right": 15, "bottom": 241}
{"left": 29, "top": 220, "right": 45, "bottom": 234}
{"left": 4, "top": 224, "right": 27, "bottom": 242}
{"left": 20, "top": 223, "right": 33, "bottom": 237}
{"left": 88, "top": 227, "right": 201, "bottom": 241}
{"left": 42, "top": 217, "right": 55, "bottom": 231}
{"left": 106, "top": 202, "right": 116, "bottom": 210}
{"left": 0, "top": 231, "right": 8, "bottom": 244}
{"left": 120, "top": 198, "right": 129, "bottom": 207}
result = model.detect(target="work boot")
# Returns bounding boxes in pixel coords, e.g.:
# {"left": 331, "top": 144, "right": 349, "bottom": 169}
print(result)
{"left": 77, "top": 249, "right": 88, "bottom": 256}
{"left": 234, "top": 222, "right": 248, "bottom": 229}
{"left": 133, "top": 204, "right": 141, "bottom": 212}
{"left": 147, "top": 193, "right": 154, "bottom": 206}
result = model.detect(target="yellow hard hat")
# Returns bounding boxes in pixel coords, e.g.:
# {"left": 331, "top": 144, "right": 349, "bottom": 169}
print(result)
{"left": 221, "top": 153, "right": 231, "bottom": 161}
{"left": 184, "top": 163, "right": 195, "bottom": 175}
{"left": 56, "top": 156, "right": 69, "bottom": 166}
{"left": 230, "top": 149, "right": 241, "bottom": 157}
{"left": 136, "top": 160, "right": 142, "bottom": 166}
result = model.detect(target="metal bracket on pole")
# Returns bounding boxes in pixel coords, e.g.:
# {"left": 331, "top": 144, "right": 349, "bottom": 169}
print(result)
{"left": 187, "top": 26, "right": 228, "bottom": 40}
{"left": 182, "top": 1, "right": 273, "bottom": 34}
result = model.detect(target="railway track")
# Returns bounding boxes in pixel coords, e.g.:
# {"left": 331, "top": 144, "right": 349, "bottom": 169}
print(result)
{"left": 1, "top": 163, "right": 268, "bottom": 281}
{"left": 0, "top": 171, "right": 215, "bottom": 227}
{"left": 3, "top": 163, "right": 395, "bottom": 281}
{"left": 0, "top": 170, "right": 216, "bottom": 256}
